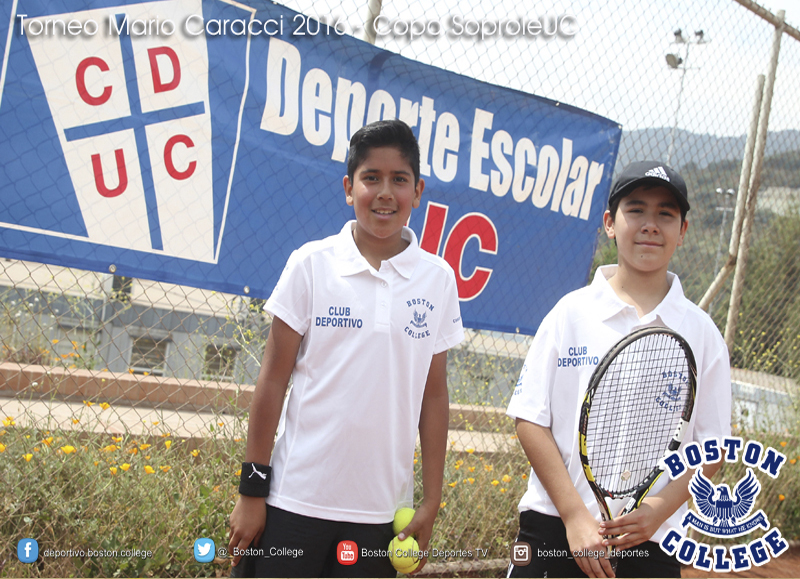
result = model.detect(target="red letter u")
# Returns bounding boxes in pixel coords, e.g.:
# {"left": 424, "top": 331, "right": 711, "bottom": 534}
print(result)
{"left": 91, "top": 149, "right": 128, "bottom": 198}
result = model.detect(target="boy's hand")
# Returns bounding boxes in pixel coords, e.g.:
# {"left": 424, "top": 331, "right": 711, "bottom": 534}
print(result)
{"left": 228, "top": 495, "right": 266, "bottom": 567}
{"left": 599, "top": 500, "right": 661, "bottom": 551}
{"left": 564, "top": 509, "right": 615, "bottom": 578}
{"left": 395, "top": 500, "right": 438, "bottom": 574}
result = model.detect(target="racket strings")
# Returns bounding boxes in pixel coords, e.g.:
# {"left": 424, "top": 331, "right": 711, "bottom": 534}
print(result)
{"left": 586, "top": 332, "right": 690, "bottom": 497}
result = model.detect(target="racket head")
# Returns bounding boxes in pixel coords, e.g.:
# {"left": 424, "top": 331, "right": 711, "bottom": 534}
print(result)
{"left": 578, "top": 327, "right": 697, "bottom": 509}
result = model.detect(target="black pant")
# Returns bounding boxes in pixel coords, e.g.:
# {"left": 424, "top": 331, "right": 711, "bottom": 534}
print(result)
{"left": 232, "top": 504, "right": 396, "bottom": 578}
{"left": 507, "top": 510, "right": 681, "bottom": 578}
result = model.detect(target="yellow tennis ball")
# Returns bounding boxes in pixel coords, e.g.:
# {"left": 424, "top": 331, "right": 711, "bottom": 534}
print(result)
{"left": 396, "top": 559, "right": 420, "bottom": 574}
{"left": 393, "top": 507, "right": 416, "bottom": 536}
{"left": 388, "top": 535, "right": 420, "bottom": 572}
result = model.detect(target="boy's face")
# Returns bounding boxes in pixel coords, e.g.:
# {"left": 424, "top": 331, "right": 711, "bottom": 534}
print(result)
{"left": 603, "top": 185, "right": 688, "bottom": 276}
{"left": 343, "top": 146, "right": 423, "bottom": 246}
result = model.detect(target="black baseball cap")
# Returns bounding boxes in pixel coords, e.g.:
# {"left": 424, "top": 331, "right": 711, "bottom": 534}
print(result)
{"left": 608, "top": 160, "right": 690, "bottom": 214}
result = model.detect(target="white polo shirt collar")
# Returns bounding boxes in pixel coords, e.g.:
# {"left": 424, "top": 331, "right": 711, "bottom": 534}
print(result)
{"left": 592, "top": 264, "right": 688, "bottom": 329}
{"left": 334, "top": 220, "right": 421, "bottom": 279}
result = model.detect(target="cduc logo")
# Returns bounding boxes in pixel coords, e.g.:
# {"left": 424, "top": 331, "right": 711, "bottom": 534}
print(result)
{"left": 10, "top": 0, "right": 248, "bottom": 263}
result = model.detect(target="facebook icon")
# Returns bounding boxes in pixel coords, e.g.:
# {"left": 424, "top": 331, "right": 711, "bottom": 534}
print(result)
{"left": 17, "top": 538, "right": 39, "bottom": 563}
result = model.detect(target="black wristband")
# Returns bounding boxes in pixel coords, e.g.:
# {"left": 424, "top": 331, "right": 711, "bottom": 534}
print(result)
{"left": 239, "top": 462, "right": 272, "bottom": 497}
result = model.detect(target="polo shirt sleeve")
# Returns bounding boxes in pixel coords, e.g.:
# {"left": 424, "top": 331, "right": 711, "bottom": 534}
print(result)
{"left": 506, "top": 309, "right": 560, "bottom": 428}
{"left": 434, "top": 267, "right": 465, "bottom": 354}
{"left": 691, "top": 335, "right": 732, "bottom": 443}
{"left": 264, "top": 249, "right": 312, "bottom": 336}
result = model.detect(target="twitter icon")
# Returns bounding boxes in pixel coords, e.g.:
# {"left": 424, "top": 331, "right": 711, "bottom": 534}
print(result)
{"left": 194, "top": 538, "right": 215, "bottom": 563}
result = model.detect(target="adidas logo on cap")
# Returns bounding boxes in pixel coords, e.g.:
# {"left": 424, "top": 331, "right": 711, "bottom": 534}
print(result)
{"left": 644, "top": 166, "right": 670, "bottom": 182}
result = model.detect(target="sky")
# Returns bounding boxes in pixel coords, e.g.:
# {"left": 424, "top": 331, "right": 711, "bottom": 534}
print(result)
{"left": 281, "top": 0, "right": 800, "bottom": 137}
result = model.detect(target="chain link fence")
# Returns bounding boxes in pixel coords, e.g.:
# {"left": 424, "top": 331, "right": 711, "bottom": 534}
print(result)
{"left": 1, "top": 0, "right": 799, "bottom": 576}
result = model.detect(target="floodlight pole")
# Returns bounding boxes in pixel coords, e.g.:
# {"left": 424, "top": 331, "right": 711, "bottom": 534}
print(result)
{"left": 665, "top": 41, "right": 690, "bottom": 166}
{"left": 665, "top": 29, "right": 710, "bottom": 166}
{"left": 362, "top": 0, "right": 383, "bottom": 45}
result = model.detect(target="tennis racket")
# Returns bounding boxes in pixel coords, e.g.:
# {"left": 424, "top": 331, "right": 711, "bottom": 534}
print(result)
{"left": 578, "top": 326, "right": 696, "bottom": 571}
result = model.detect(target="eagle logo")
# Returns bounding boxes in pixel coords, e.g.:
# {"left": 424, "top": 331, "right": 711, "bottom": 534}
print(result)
{"left": 664, "top": 381, "right": 682, "bottom": 401}
{"left": 690, "top": 468, "right": 761, "bottom": 528}
{"left": 410, "top": 310, "right": 428, "bottom": 328}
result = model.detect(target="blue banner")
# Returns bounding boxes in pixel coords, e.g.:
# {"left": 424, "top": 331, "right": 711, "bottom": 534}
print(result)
{"left": 0, "top": 0, "right": 621, "bottom": 335}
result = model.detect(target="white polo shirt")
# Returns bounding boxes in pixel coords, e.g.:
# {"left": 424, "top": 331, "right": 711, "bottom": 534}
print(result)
{"left": 506, "top": 265, "right": 731, "bottom": 544}
{"left": 265, "top": 221, "right": 464, "bottom": 524}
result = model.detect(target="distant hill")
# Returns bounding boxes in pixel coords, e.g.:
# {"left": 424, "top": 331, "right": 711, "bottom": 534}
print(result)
{"left": 616, "top": 128, "right": 800, "bottom": 172}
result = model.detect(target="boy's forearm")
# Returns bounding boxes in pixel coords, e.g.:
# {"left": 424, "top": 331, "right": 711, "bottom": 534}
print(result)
{"left": 645, "top": 457, "right": 724, "bottom": 525}
{"left": 418, "top": 352, "right": 449, "bottom": 506}
{"left": 243, "top": 317, "right": 302, "bottom": 466}
{"left": 515, "top": 418, "right": 587, "bottom": 523}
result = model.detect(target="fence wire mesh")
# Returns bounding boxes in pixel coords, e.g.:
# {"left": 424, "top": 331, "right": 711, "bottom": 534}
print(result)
{"left": 1, "top": 0, "right": 799, "bottom": 577}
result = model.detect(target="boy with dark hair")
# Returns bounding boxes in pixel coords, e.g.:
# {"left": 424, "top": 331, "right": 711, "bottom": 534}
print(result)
{"left": 506, "top": 161, "right": 731, "bottom": 578}
{"left": 228, "top": 119, "right": 464, "bottom": 577}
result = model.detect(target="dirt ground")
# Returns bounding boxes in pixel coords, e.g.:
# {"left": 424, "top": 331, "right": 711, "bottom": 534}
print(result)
{"left": 681, "top": 545, "right": 800, "bottom": 578}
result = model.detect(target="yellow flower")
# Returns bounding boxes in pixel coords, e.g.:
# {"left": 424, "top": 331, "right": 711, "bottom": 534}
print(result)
{"left": 213, "top": 485, "right": 221, "bottom": 492}
{"left": 112, "top": 436, "right": 122, "bottom": 443}
{"left": 24, "top": 453, "right": 33, "bottom": 462}
{"left": 33, "top": 447, "right": 40, "bottom": 452}
{"left": 448, "top": 482, "right": 457, "bottom": 488}
{"left": 218, "top": 422, "right": 224, "bottom": 427}
{"left": 235, "top": 469, "right": 242, "bottom": 476}
{"left": 780, "top": 441, "right": 787, "bottom": 448}
{"left": 454, "top": 464, "right": 460, "bottom": 470}
{"left": 778, "top": 494, "right": 785, "bottom": 501}
{"left": 191, "top": 449, "right": 200, "bottom": 457}
{"left": 467, "top": 477, "right": 475, "bottom": 484}
{"left": 143, "top": 372, "right": 150, "bottom": 376}
{"left": 160, "top": 466, "right": 171, "bottom": 473}
{"left": 152, "top": 421, "right": 159, "bottom": 425}
{"left": 128, "top": 368, "right": 134, "bottom": 374}
{"left": 93, "top": 460, "right": 99, "bottom": 466}
{"left": 500, "top": 488, "right": 507, "bottom": 493}
{"left": 101, "top": 444, "right": 118, "bottom": 453}
{"left": 127, "top": 447, "right": 138, "bottom": 455}
{"left": 165, "top": 440, "right": 172, "bottom": 449}
{"left": 42, "top": 437, "right": 53, "bottom": 446}
{"left": 466, "top": 448, "right": 475, "bottom": 454}
{"left": 72, "top": 418, "right": 80, "bottom": 424}
{"left": 83, "top": 400, "right": 95, "bottom": 407}
{"left": 60, "top": 445, "right": 77, "bottom": 454}
{"left": 413, "top": 459, "right": 418, "bottom": 464}
{"left": 439, "top": 502, "right": 446, "bottom": 509}
{"left": 144, "top": 465, "right": 155, "bottom": 474}
{"left": 109, "top": 467, "right": 118, "bottom": 475}
{"left": 0, "top": 443, "right": 6, "bottom": 453}
{"left": 502, "top": 475, "right": 512, "bottom": 483}
{"left": 0, "top": 430, "right": 5, "bottom": 436}
{"left": 484, "top": 465, "right": 494, "bottom": 472}
{"left": 2, "top": 417, "right": 15, "bottom": 427}
{"left": 491, "top": 480, "right": 499, "bottom": 486}
{"left": 144, "top": 455, "right": 151, "bottom": 460}
{"left": 790, "top": 459, "right": 797, "bottom": 465}
{"left": 120, "top": 463, "right": 131, "bottom": 471}
{"left": 468, "top": 466, "right": 475, "bottom": 472}
{"left": 139, "top": 443, "right": 152, "bottom": 450}
{"left": 52, "top": 339, "right": 60, "bottom": 344}
{"left": 99, "top": 403, "right": 110, "bottom": 410}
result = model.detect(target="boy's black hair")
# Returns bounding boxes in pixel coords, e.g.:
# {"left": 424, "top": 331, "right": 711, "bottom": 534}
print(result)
{"left": 347, "top": 119, "right": 420, "bottom": 184}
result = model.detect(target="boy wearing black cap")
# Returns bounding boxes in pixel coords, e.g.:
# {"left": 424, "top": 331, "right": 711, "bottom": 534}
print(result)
{"left": 506, "top": 161, "right": 731, "bottom": 578}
